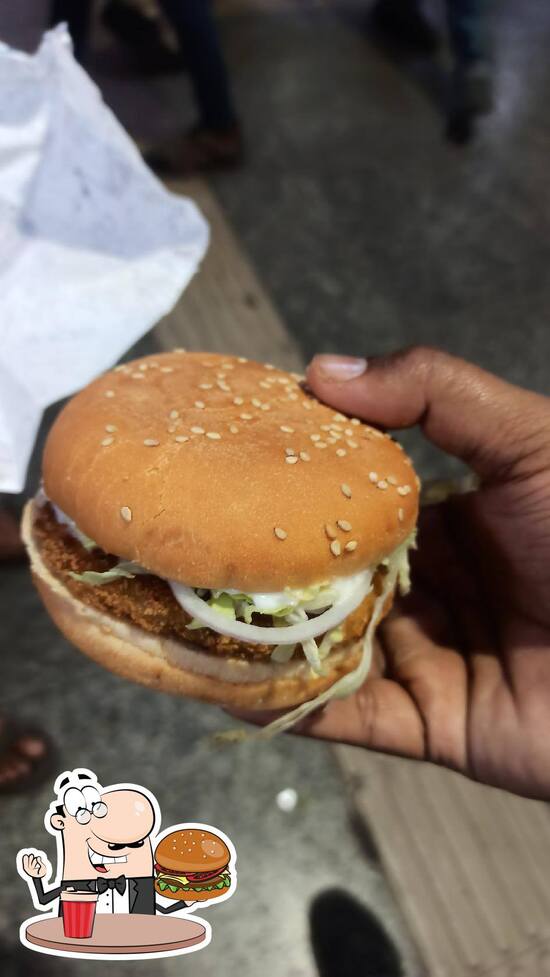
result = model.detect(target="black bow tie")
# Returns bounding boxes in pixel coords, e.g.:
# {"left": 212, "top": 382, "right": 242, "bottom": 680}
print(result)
{"left": 97, "top": 875, "right": 127, "bottom": 896}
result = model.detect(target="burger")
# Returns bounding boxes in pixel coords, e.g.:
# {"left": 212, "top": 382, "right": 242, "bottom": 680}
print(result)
{"left": 154, "top": 829, "right": 232, "bottom": 903}
{"left": 22, "top": 351, "right": 419, "bottom": 732}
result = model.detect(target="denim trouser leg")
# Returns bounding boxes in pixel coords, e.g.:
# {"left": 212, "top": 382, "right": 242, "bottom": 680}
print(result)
{"left": 156, "top": 0, "right": 237, "bottom": 128}
{"left": 446, "top": 0, "right": 492, "bottom": 66}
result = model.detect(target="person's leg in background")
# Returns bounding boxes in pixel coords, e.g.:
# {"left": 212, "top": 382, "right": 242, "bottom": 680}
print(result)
{"left": 50, "top": 0, "right": 94, "bottom": 60}
{"left": 146, "top": 0, "right": 242, "bottom": 174}
{"left": 370, "top": 0, "right": 440, "bottom": 56}
{"left": 446, "top": 0, "right": 494, "bottom": 142}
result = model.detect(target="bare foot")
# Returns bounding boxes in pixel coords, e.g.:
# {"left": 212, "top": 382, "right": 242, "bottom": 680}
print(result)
{"left": 0, "top": 719, "right": 53, "bottom": 794}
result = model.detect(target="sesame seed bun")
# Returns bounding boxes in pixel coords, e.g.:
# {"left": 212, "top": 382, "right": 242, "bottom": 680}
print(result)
{"left": 42, "top": 351, "right": 418, "bottom": 592}
{"left": 156, "top": 830, "right": 229, "bottom": 876}
{"left": 21, "top": 499, "right": 395, "bottom": 710}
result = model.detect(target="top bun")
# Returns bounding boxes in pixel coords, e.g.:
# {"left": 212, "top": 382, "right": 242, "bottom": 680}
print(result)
{"left": 155, "top": 829, "right": 229, "bottom": 874}
{"left": 43, "top": 352, "right": 418, "bottom": 591}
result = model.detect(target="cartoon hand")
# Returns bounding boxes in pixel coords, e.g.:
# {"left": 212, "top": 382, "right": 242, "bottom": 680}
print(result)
{"left": 22, "top": 852, "right": 47, "bottom": 879}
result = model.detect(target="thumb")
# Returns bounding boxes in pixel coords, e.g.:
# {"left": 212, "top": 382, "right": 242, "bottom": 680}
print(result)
{"left": 306, "top": 346, "right": 550, "bottom": 483}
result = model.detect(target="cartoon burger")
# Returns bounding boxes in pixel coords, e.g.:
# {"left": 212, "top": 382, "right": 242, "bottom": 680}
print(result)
{"left": 154, "top": 829, "right": 232, "bottom": 902}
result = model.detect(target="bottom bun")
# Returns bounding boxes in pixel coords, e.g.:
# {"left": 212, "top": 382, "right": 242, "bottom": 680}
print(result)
{"left": 154, "top": 879, "right": 229, "bottom": 903}
{"left": 22, "top": 500, "right": 394, "bottom": 711}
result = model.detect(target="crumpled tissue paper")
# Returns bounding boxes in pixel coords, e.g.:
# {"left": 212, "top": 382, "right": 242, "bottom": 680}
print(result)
{"left": 0, "top": 26, "right": 209, "bottom": 492}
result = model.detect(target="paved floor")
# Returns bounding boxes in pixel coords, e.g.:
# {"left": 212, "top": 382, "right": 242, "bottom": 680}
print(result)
{"left": 2, "top": 2, "right": 550, "bottom": 975}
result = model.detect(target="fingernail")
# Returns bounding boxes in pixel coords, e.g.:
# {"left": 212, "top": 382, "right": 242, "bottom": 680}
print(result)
{"left": 311, "top": 355, "right": 367, "bottom": 382}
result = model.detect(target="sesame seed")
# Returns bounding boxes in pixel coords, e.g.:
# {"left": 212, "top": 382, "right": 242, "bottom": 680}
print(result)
{"left": 120, "top": 506, "right": 132, "bottom": 523}
{"left": 265, "top": 363, "right": 275, "bottom": 370}
{"left": 369, "top": 472, "right": 378, "bottom": 483}
{"left": 194, "top": 400, "right": 205, "bottom": 409}
{"left": 347, "top": 440, "right": 358, "bottom": 449}
{"left": 143, "top": 438, "right": 160, "bottom": 446}
{"left": 288, "top": 392, "right": 298, "bottom": 401}
{"left": 114, "top": 365, "right": 126, "bottom": 372}
{"left": 377, "top": 480, "right": 388, "bottom": 490}
{"left": 174, "top": 347, "right": 186, "bottom": 353}
{"left": 345, "top": 428, "right": 354, "bottom": 437}
{"left": 131, "top": 372, "right": 145, "bottom": 380}
{"left": 218, "top": 382, "right": 231, "bottom": 392}
{"left": 310, "top": 434, "right": 321, "bottom": 442}
{"left": 233, "top": 397, "right": 244, "bottom": 406}
{"left": 222, "top": 363, "right": 234, "bottom": 370}
{"left": 105, "top": 424, "right": 117, "bottom": 433}
{"left": 139, "top": 363, "right": 148, "bottom": 371}
{"left": 351, "top": 418, "right": 360, "bottom": 426}
{"left": 314, "top": 441, "right": 327, "bottom": 449}
{"left": 299, "top": 451, "right": 310, "bottom": 462}
{"left": 251, "top": 398, "right": 262, "bottom": 408}
{"left": 259, "top": 381, "right": 271, "bottom": 390}
{"left": 320, "top": 425, "right": 332, "bottom": 432}
{"left": 191, "top": 426, "right": 205, "bottom": 435}
{"left": 206, "top": 431, "right": 221, "bottom": 440}
{"left": 302, "top": 401, "right": 313, "bottom": 410}
{"left": 160, "top": 367, "right": 173, "bottom": 373}
{"left": 336, "top": 448, "right": 347, "bottom": 457}
{"left": 274, "top": 527, "right": 287, "bottom": 540}
{"left": 169, "top": 409, "right": 179, "bottom": 420}
{"left": 330, "top": 540, "right": 342, "bottom": 557}
{"left": 325, "top": 524, "right": 337, "bottom": 540}
{"left": 175, "top": 435, "right": 189, "bottom": 443}
{"left": 398, "top": 508, "right": 404, "bottom": 522}
{"left": 280, "top": 425, "right": 295, "bottom": 433}
{"left": 237, "top": 357, "right": 248, "bottom": 363}
{"left": 333, "top": 413, "right": 346, "bottom": 422}
{"left": 285, "top": 448, "right": 296, "bottom": 456}
{"left": 229, "top": 425, "right": 239, "bottom": 434}
{"left": 387, "top": 476, "right": 397, "bottom": 485}
{"left": 337, "top": 520, "right": 352, "bottom": 531}
{"left": 199, "top": 383, "right": 213, "bottom": 390}
{"left": 278, "top": 377, "right": 291, "bottom": 386}
{"left": 167, "top": 425, "right": 176, "bottom": 434}
{"left": 260, "top": 403, "right": 271, "bottom": 411}
{"left": 341, "top": 483, "right": 352, "bottom": 499}
{"left": 240, "top": 413, "right": 253, "bottom": 421}
{"left": 105, "top": 390, "right": 115, "bottom": 398}
{"left": 397, "top": 485, "right": 412, "bottom": 496}
{"left": 217, "top": 373, "right": 226, "bottom": 380}
{"left": 291, "top": 372, "right": 304, "bottom": 381}
{"left": 285, "top": 455, "right": 299, "bottom": 465}
{"left": 345, "top": 540, "right": 358, "bottom": 552}
{"left": 371, "top": 429, "right": 384, "bottom": 439}
{"left": 101, "top": 436, "right": 114, "bottom": 446}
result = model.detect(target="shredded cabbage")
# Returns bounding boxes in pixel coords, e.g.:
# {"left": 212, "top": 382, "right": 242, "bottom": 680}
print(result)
{"left": 254, "top": 538, "right": 408, "bottom": 739}
{"left": 68, "top": 561, "right": 149, "bottom": 585}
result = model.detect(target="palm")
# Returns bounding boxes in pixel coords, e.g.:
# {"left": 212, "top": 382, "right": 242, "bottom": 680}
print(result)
{"left": 320, "top": 485, "right": 550, "bottom": 800}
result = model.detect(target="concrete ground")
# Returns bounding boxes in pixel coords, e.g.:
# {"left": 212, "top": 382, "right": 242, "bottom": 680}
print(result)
{"left": 1, "top": 1, "right": 550, "bottom": 975}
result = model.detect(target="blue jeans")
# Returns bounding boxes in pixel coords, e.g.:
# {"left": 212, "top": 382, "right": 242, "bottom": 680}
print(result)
{"left": 446, "top": 0, "right": 491, "bottom": 66}
{"left": 50, "top": 1, "right": 237, "bottom": 129}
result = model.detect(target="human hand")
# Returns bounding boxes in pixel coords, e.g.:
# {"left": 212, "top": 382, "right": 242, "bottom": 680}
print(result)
{"left": 22, "top": 851, "right": 47, "bottom": 879}
{"left": 237, "top": 347, "right": 550, "bottom": 800}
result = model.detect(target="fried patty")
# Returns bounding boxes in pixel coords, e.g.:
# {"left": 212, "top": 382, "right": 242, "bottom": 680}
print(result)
{"left": 33, "top": 503, "right": 383, "bottom": 660}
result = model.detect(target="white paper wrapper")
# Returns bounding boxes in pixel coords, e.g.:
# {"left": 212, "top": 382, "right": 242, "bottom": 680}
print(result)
{"left": 0, "top": 27, "right": 209, "bottom": 492}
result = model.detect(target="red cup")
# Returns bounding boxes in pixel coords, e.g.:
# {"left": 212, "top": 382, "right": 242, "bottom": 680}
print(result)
{"left": 60, "top": 891, "right": 98, "bottom": 939}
